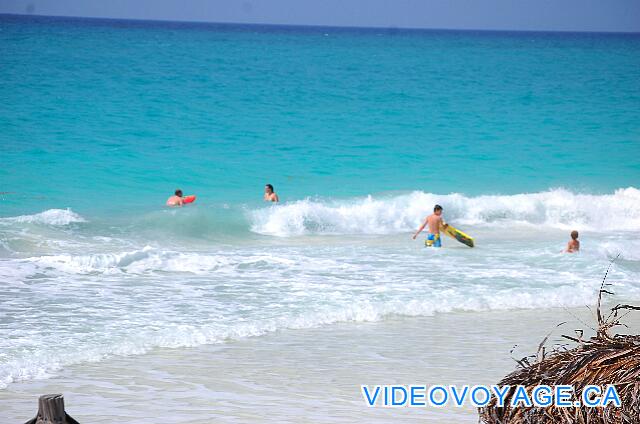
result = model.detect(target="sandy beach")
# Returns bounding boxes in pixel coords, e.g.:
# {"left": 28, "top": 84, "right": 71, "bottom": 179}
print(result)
{"left": 3, "top": 306, "right": 639, "bottom": 423}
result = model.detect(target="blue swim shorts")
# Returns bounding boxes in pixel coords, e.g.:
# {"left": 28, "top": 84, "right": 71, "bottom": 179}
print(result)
{"left": 425, "top": 233, "right": 441, "bottom": 248}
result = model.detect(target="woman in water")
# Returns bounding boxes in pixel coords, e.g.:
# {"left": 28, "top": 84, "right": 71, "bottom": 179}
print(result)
{"left": 264, "top": 184, "right": 279, "bottom": 202}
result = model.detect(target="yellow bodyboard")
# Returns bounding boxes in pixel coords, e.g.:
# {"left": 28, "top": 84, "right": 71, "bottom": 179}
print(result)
{"left": 443, "top": 225, "right": 474, "bottom": 248}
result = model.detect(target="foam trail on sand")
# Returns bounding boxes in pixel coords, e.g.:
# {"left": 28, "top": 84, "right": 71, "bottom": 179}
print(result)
{"left": 0, "top": 274, "right": 630, "bottom": 389}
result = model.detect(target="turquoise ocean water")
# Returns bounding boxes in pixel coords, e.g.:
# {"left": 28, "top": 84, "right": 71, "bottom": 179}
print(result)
{"left": 2, "top": 15, "right": 639, "bottom": 216}
{"left": 1, "top": 14, "right": 640, "bottom": 409}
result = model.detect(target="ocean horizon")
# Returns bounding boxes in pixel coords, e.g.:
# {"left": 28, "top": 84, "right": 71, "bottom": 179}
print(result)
{"left": 4, "top": 13, "right": 640, "bottom": 35}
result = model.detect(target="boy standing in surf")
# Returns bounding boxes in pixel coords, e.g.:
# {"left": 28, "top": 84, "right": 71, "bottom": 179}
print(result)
{"left": 413, "top": 205, "right": 449, "bottom": 247}
{"left": 564, "top": 230, "right": 580, "bottom": 253}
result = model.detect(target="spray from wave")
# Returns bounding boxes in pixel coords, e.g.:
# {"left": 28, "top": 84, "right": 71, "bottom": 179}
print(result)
{"left": 249, "top": 188, "right": 640, "bottom": 236}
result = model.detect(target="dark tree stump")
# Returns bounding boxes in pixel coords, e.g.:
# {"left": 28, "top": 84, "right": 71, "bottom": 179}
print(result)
{"left": 24, "top": 394, "right": 79, "bottom": 424}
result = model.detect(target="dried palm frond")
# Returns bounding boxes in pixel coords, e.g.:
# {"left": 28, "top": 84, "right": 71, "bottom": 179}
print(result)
{"left": 479, "top": 261, "right": 640, "bottom": 424}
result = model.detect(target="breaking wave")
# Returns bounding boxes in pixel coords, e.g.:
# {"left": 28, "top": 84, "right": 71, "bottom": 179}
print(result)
{"left": 250, "top": 188, "right": 640, "bottom": 236}
{"left": 0, "top": 208, "right": 86, "bottom": 226}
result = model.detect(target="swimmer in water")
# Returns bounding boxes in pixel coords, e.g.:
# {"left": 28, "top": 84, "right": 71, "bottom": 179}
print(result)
{"left": 166, "top": 189, "right": 185, "bottom": 207}
{"left": 565, "top": 230, "right": 580, "bottom": 253}
{"left": 413, "top": 204, "right": 449, "bottom": 247}
{"left": 264, "top": 184, "right": 279, "bottom": 202}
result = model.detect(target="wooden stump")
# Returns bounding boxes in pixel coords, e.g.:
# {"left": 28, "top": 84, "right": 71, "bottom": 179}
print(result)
{"left": 24, "top": 394, "right": 79, "bottom": 424}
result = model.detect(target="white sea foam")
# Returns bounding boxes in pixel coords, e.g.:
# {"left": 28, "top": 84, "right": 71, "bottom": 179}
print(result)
{"left": 0, "top": 276, "right": 618, "bottom": 390}
{"left": 249, "top": 188, "right": 640, "bottom": 236}
{"left": 0, "top": 208, "right": 86, "bottom": 226}
{"left": 12, "top": 236, "right": 639, "bottom": 282}
{"left": 21, "top": 248, "right": 296, "bottom": 275}
{"left": 594, "top": 239, "right": 640, "bottom": 262}
{"left": 1, "top": 189, "right": 639, "bottom": 390}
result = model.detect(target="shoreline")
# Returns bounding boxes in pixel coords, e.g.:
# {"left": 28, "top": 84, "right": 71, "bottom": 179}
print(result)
{"left": 3, "top": 306, "right": 638, "bottom": 423}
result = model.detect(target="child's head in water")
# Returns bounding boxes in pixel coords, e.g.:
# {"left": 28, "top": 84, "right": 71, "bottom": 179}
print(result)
{"left": 571, "top": 230, "right": 579, "bottom": 240}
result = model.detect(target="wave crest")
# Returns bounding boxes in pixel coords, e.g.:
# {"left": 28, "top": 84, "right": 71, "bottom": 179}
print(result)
{"left": 249, "top": 188, "right": 640, "bottom": 236}
{"left": 0, "top": 208, "right": 86, "bottom": 226}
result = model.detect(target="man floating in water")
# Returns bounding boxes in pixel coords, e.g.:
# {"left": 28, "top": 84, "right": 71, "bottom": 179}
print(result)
{"left": 166, "top": 189, "right": 185, "bottom": 207}
{"left": 264, "top": 184, "right": 279, "bottom": 202}
{"left": 413, "top": 204, "right": 449, "bottom": 247}
{"left": 565, "top": 230, "right": 580, "bottom": 253}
